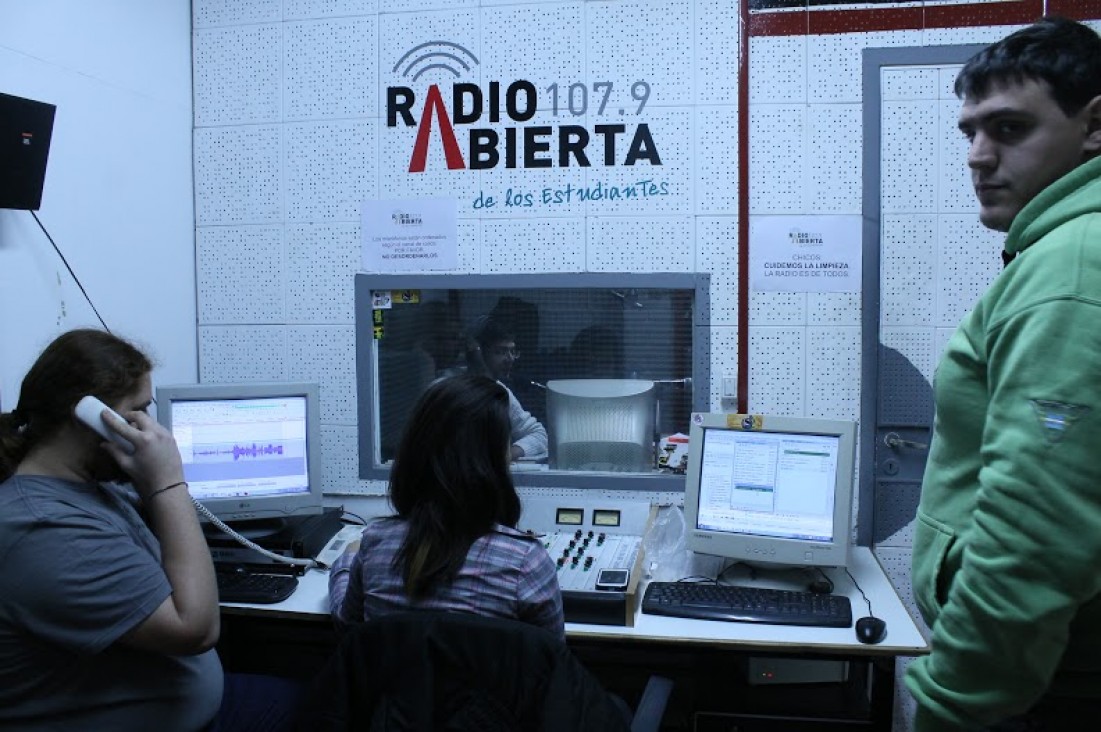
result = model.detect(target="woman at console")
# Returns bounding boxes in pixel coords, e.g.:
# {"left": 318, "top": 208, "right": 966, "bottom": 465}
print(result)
{"left": 328, "top": 374, "right": 564, "bottom": 639}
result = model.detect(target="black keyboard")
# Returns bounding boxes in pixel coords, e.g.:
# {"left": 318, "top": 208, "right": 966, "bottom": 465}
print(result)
{"left": 641, "top": 581, "right": 852, "bottom": 628}
{"left": 216, "top": 570, "right": 299, "bottom": 604}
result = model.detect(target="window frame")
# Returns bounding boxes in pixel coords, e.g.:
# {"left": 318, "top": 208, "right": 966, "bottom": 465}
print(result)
{"left": 354, "top": 272, "right": 711, "bottom": 492}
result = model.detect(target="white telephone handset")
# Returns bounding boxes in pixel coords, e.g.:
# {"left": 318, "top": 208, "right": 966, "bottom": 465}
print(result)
{"left": 74, "top": 396, "right": 316, "bottom": 569}
{"left": 73, "top": 396, "right": 135, "bottom": 454}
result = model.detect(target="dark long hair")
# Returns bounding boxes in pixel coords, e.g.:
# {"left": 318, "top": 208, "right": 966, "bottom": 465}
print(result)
{"left": 388, "top": 374, "right": 520, "bottom": 600}
{"left": 0, "top": 329, "right": 152, "bottom": 482}
{"left": 956, "top": 16, "right": 1101, "bottom": 116}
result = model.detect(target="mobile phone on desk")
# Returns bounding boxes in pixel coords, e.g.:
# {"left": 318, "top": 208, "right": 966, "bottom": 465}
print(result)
{"left": 595, "top": 568, "right": 630, "bottom": 592}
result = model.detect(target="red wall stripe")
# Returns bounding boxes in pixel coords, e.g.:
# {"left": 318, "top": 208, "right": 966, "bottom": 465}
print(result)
{"left": 738, "top": 0, "right": 751, "bottom": 414}
{"left": 925, "top": 0, "right": 1043, "bottom": 30}
{"left": 746, "top": 0, "right": 1071, "bottom": 37}
{"left": 1047, "top": 0, "right": 1101, "bottom": 19}
{"left": 809, "top": 6, "right": 923, "bottom": 35}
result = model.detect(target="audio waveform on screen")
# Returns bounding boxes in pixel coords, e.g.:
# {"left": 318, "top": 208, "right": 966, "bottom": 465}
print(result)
{"left": 194, "top": 443, "right": 287, "bottom": 461}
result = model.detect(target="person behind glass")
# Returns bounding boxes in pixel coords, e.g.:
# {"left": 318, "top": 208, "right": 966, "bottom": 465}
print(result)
{"left": 466, "top": 316, "right": 548, "bottom": 462}
{"left": 0, "top": 329, "right": 222, "bottom": 730}
{"left": 904, "top": 17, "right": 1101, "bottom": 732}
{"left": 328, "top": 374, "right": 564, "bottom": 640}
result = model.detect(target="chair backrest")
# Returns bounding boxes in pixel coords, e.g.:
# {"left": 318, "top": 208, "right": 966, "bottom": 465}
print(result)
{"left": 296, "top": 611, "right": 631, "bottom": 732}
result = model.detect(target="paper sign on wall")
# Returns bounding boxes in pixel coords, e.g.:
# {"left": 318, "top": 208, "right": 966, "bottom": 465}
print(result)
{"left": 750, "top": 216, "right": 862, "bottom": 293}
{"left": 361, "top": 198, "right": 458, "bottom": 272}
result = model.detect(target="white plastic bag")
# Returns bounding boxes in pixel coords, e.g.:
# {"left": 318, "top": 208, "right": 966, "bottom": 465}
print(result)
{"left": 642, "top": 504, "right": 693, "bottom": 582}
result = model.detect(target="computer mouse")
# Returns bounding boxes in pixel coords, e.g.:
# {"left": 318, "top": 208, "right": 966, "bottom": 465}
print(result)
{"left": 855, "top": 616, "right": 887, "bottom": 644}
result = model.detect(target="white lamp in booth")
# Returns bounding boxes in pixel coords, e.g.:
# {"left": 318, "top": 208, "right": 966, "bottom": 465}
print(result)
{"left": 546, "top": 379, "right": 656, "bottom": 472}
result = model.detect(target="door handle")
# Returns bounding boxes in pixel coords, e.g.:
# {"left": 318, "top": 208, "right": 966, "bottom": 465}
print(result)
{"left": 884, "top": 432, "right": 928, "bottom": 451}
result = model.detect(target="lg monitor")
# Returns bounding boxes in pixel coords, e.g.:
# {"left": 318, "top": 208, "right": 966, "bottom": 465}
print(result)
{"left": 155, "top": 382, "right": 323, "bottom": 534}
{"left": 682, "top": 413, "right": 856, "bottom": 570}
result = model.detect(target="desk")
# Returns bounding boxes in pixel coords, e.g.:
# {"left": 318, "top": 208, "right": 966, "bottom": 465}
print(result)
{"left": 219, "top": 547, "right": 928, "bottom": 730}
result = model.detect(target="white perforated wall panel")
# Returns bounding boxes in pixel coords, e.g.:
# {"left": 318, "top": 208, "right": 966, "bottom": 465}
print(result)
{"left": 382, "top": 0, "right": 475, "bottom": 12}
{"left": 284, "top": 1, "right": 378, "bottom": 21}
{"left": 935, "top": 215, "right": 1001, "bottom": 327}
{"left": 808, "top": 104, "right": 861, "bottom": 214}
{"left": 194, "top": 126, "right": 283, "bottom": 225}
{"left": 480, "top": 4, "right": 583, "bottom": 100}
{"left": 922, "top": 23, "right": 1029, "bottom": 47}
{"left": 806, "top": 326, "right": 860, "bottom": 421}
{"left": 455, "top": 221, "right": 480, "bottom": 273}
{"left": 882, "top": 66, "right": 939, "bottom": 101}
{"left": 695, "top": 106, "right": 739, "bottom": 215}
{"left": 286, "top": 224, "right": 360, "bottom": 323}
{"left": 881, "top": 214, "right": 937, "bottom": 327}
{"left": 199, "top": 326, "right": 288, "bottom": 382}
{"left": 284, "top": 18, "right": 377, "bottom": 121}
{"left": 287, "top": 326, "right": 357, "bottom": 423}
{"left": 320, "top": 425, "right": 374, "bottom": 495}
{"left": 481, "top": 219, "right": 583, "bottom": 273}
{"left": 748, "top": 327, "right": 805, "bottom": 416}
{"left": 193, "top": 25, "right": 281, "bottom": 127}
{"left": 881, "top": 101, "right": 937, "bottom": 214}
{"left": 284, "top": 121, "right": 377, "bottom": 221}
{"left": 586, "top": 0, "right": 693, "bottom": 108}
{"left": 197, "top": 226, "right": 285, "bottom": 324}
{"left": 749, "top": 35, "right": 805, "bottom": 105}
{"left": 749, "top": 291, "right": 806, "bottom": 326}
{"left": 695, "top": 217, "right": 738, "bottom": 325}
{"left": 694, "top": 0, "right": 739, "bottom": 105}
{"left": 807, "top": 292, "right": 860, "bottom": 326}
{"left": 749, "top": 105, "right": 806, "bottom": 214}
{"left": 936, "top": 98, "right": 973, "bottom": 212}
{"left": 193, "top": 0, "right": 280, "bottom": 29}
{"left": 586, "top": 217, "right": 693, "bottom": 273}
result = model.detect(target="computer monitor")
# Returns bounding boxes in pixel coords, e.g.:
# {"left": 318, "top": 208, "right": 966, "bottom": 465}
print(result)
{"left": 155, "top": 382, "right": 323, "bottom": 532}
{"left": 546, "top": 379, "right": 656, "bottom": 472}
{"left": 682, "top": 413, "right": 856, "bottom": 569}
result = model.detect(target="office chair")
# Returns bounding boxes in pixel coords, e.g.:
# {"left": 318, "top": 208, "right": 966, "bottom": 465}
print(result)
{"left": 296, "top": 610, "right": 673, "bottom": 732}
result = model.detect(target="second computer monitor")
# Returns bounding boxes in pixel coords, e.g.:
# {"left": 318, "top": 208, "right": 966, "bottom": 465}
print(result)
{"left": 682, "top": 413, "right": 856, "bottom": 569}
{"left": 155, "top": 382, "right": 323, "bottom": 528}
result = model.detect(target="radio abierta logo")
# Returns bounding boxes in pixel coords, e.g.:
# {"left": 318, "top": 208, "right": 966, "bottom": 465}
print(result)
{"left": 387, "top": 41, "right": 662, "bottom": 173}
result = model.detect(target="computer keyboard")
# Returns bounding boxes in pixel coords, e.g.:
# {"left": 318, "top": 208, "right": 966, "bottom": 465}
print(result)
{"left": 216, "top": 569, "right": 299, "bottom": 604}
{"left": 641, "top": 581, "right": 853, "bottom": 628}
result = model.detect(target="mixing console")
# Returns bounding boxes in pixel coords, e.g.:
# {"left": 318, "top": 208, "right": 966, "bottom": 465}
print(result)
{"left": 540, "top": 529, "right": 642, "bottom": 592}
{"left": 520, "top": 496, "right": 654, "bottom": 626}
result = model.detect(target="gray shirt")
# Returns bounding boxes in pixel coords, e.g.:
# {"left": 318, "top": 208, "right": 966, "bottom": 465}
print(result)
{"left": 0, "top": 475, "right": 222, "bottom": 731}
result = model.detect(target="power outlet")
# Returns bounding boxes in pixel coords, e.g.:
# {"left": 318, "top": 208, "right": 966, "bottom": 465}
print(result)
{"left": 720, "top": 374, "right": 738, "bottom": 412}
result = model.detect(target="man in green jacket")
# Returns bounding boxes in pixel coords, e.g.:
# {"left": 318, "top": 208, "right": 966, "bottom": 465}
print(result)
{"left": 904, "top": 16, "right": 1101, "bottom": 731}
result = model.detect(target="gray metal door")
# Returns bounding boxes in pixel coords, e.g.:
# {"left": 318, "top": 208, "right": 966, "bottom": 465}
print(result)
{"left": 860, "top": 43, "right": 999, "bottom": 581}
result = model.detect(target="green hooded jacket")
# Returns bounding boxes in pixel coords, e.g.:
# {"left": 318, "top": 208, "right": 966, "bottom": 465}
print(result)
{"left": 905, "top": 155, "right": 1101, "bottom": 730}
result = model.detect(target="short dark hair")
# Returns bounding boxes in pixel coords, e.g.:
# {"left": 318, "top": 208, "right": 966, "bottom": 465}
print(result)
{"left": 0, "top": 329, "right": 152, "bottom": 481}
{"left": 387, "top": 374, "right": 520, "bottom": 600}
{"left": 470, "top": 315, "right": 515, "bottom": 350}
{"left": 955, "top": 16, "right": 1101, "bottom": 117}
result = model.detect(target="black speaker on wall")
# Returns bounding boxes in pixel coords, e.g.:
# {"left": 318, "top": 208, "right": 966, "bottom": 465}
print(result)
{"left": 0, "top": 92, "right": 57, "bottom": 210}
